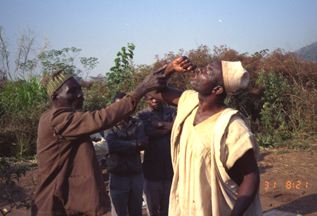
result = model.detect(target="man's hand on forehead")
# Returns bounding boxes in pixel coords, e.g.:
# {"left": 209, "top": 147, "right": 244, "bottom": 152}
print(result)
{"left": 174, "top": 56, "right": 196, "bottom": 72}
{"left": 163, "top": 56, "right": 196, "bottom": 76}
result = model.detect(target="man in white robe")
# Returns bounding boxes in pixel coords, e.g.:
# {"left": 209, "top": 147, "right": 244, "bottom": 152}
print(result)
{"left": 152, "top": 58, "right": 262, "bottom": 216}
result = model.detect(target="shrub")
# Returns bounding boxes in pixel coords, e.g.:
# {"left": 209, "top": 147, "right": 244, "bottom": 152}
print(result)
{"left": 83, "top": 80, "right": 110, "bottom": 111}
{"left": 106, "top": 43, "right": 137, "bottom": 99}
{"left": 0, "top": 78, "right": 48, "bottom": 157}
{"left": 255, "top": 71, "right": 292, "bottom": 147}
{"left": 0, "top": 157, "right": 32, "bottom": 215}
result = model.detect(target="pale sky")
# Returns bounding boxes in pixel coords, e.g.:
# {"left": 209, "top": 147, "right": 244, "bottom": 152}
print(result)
{"left": 1, "top": 0, "right": 317, "bottom": 76}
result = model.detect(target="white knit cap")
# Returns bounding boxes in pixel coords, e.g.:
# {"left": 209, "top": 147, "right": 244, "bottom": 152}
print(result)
{"left": 221, "top": 61, "right": 249, "bottom": 94}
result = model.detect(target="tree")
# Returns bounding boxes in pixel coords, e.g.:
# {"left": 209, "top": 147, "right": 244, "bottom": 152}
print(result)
{"left": 0, "top": 26, "right": 10, "bottom": 79}
{"left": 38, "top": 47, "right": 99, "bottom": 78}
{"left": 13, "top": 29, "right": 37, "bottom": 79}
{"left": 105, "top": 43, "right": 136, "bottom": 98}
{"left": 0, "top": 27, "right": 99, "bottom": 80}
{"left": 0, "top": 27, "right": 40, "bottom": 80}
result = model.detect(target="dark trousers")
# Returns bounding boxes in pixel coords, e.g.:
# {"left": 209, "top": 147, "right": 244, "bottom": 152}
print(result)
{"left": 109, "top": 173, "right": 144, "bottom": 216}
{"left": 143, "top": 178, "right": 172, "bottom": 216}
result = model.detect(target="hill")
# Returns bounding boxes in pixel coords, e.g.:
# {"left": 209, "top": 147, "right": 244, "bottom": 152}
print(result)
{"left": 295, "top": 41, "right": 317, "bottom": 61}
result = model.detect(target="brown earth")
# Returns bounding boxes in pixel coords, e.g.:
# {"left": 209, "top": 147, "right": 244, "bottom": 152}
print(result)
{"left": 1, "top": 146, "right": 317, "bottom": 216}
{"left": 259, "top": 146, "right": 317, "bottom": 216}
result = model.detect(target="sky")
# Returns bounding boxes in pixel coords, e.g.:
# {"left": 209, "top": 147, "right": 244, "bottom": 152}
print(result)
{"left": 1, "top": 0, "right": 317, "bottom": 77}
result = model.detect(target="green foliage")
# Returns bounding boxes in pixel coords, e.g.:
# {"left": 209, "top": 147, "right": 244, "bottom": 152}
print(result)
{"left": 0, "top": 78, "right": 47, "bottom": 112}
{"left": 38, "top": 47, "right": 81, "bottom": 74}
{"left": 0, "top": 157, "right": 32, "bottom": 215}
{"left": 0, "top": 46, "right": 100, "bottom": 158}
{"left": 80, "top": 57, "right": 99, "bottom": 79}
{"left": 38, "top": 47, "right": 99, "bottom": 78}
{"left": 106, "top": 43, "right": 136, "bottom": 98}
{"left": 0, "top": 42, "right": 316, "bottom": 159}
{"left": 0, "top": 78, "right": 48, "bottom": 157}
{"left": 83, "top": 81, "right": 110, "bottom": 111}
{"left": 286, "top": 82, "right": 317, "bottom": 147}
{"left": 255, "top": 71, "right": 292, "bottom": 147}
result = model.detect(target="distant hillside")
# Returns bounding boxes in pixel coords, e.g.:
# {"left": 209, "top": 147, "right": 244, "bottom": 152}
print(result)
{"left": 295, "top": 41, "right": 317, "bottom": 61}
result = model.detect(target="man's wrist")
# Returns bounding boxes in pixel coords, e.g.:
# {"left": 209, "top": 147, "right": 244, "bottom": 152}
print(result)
{"left": 126, "top": 90, "right": 142, "bottom": 108}
{"left": 130, "top": 87, "right": 143, "bottom": 102}
{"left": 164, "top": 63, "right": 175, "bottom": 77}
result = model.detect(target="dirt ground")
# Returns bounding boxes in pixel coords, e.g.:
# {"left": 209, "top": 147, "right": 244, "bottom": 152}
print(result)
{"left": 258, "top": 146, "right": 317, "bottom": 216}
{"left": 1, "top": 146, "right": 317, "bottom": 216}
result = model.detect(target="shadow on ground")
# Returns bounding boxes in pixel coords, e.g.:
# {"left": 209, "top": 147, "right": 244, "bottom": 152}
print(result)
{"left": 265, "top": 193, "right": 317, "bottom": 215}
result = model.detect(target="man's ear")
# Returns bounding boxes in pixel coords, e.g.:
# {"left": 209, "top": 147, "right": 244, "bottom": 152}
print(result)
{"left": 212, "top": 86, "right": 224, "bottom": 95}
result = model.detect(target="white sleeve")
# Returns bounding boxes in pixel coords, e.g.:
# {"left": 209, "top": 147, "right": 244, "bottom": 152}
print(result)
{"left": 225, "top": 116, "right": 259, "bottom": 169}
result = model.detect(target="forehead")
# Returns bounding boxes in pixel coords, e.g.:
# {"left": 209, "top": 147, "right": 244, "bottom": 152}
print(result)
{"left": 63, "top": 77, "right": 81, "bottom": 90}
{"left": 203, "top": 62, "right": 221, "bottom": 74}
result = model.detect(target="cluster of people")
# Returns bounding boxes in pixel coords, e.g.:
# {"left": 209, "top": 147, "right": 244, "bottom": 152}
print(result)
{"left": 98, "top": 91, "right": 175, "bottom": 216}
{"left": 32, "top": 56, "right": 262, "bottom": 216}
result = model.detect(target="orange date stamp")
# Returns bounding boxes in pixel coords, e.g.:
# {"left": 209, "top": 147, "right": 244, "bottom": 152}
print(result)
{"left": 263, "top": 180, "right": 310, "bottom": 192}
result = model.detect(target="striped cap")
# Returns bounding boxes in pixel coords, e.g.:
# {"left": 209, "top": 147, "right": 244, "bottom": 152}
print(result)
{"left": 45, "top": 70, "right": 73, "bottom": 97}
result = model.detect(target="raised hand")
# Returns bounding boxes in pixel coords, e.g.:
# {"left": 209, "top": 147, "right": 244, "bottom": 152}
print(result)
{"left": 133, "top": 72, "right": 167, "bottom": 100}
{"left": 165, "top": 56, "right": 196, "bottom": 76}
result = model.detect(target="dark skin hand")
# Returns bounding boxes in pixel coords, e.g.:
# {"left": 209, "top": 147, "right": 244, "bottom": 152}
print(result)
{"left": 228, "top": 149, "right": 260, "bottom": 216}
{"left": 150, "top": 56, "right": 195, "bottom": 106}
{"left": 164, "top": 56, "right": 195, "bottom": 77}
{"left": 132, "top": 71, "right": 167, "bottom": 101}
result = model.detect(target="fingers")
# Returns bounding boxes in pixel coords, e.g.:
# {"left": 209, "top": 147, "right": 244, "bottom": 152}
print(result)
{"left": 176, "top": 56, "right": 196, "bottom": 71}
{"left": 175, "top": 56, "right": 189, "bottom": 64}
{"left": 180, "top": 62, "right": 196, "bottom": 71}
{"left": 179, "top": 59, "right": 190, "bottom": 67}
{"left": 187, "top": 64, "right": 197, "bottom": 70}
{"left": 175, "top": 56, "right": 186, "bottom": 63}
{"left": 180, "top": 61, "right": 192, "bottom": 69}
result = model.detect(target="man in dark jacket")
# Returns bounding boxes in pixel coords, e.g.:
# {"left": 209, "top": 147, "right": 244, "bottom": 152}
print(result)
{"left": 31, "top": 68, "right": 169, "bottom": 216}
{"left": 138, "top": 94, "right": 175, "bottom": 216}
{"left": 105, "top": 92, "right": 148, "bottom": 216}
